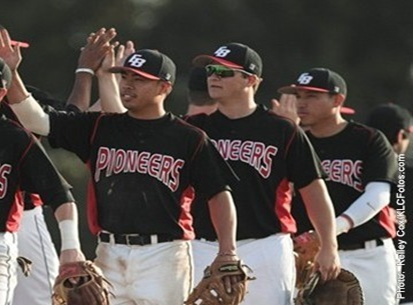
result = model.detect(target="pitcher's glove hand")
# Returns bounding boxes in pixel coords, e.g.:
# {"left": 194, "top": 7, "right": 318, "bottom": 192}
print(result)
{"left": 295, "top": 269, "right": 364, "bottom": 305}
{"left": 52, "top": 260, "right": 112, "bottom": 305}
{"left": 185, "top": 260, "right": 254, "bottom": 305}
{"left": 293, "top": 230, "right": 320, "bottom": 289}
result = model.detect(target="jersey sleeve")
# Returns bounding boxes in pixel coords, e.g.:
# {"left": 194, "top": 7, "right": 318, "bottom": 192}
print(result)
{"left": 18, "top": 136, "right": 75, "bottom": 211}
{"left": 286, "top": 127, "right": 325, "bottom": 189}
{"left": 361, "top": 130, "right": 397, "bottom": 186}
{"left": 48, "top": 110, "right": 101, "bottom": 162}
{"left": 189, "top": 134, "right": 236, "bottom": 200}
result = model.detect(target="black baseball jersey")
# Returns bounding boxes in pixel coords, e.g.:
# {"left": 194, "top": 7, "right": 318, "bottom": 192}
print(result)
{"left": 293, "top": 122, "right": 397, "bottom": 245}
{"left": 0, "top": 102, "right": 73, "bottom": 210}
{"left": 186, "top": 105, "right": 325, "bottom": 240}
{"left": 47, "top": 111, "right": 234, "bottom": 239}
{"left": 0, "top": 115, "right": 74, "bottom": 232}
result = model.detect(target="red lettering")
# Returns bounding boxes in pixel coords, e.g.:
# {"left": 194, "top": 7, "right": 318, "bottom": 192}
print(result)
{"left": 260, "top": 146, "right": 278, "bottom": 178}
{"left": 137, "top": 151, "right": 150, "bottom": 174}
{"left": 0, "top": 164, "right": 12, "bottom": 199}
{"left": 251, "top": 142, "right": 264, "bottom": 170}
{"left": 239, "top": 141, "right": 253, "bottom": 163}
{"left": 148, "top": 154, "right": 162, "bottom": 177}
{"left": 113, "top": 150, "right": 127, "bottom": 174}
{"left": 169, "top": 160, "right": 185, "bottom": 191}
{"left": 95, "top": 147, "right": 110, "bottom": 181}
{"left": 229, "top": 140, "right": 241, "bottom": 161}
{"left": 125, "top": 151, "right": 139, "bottom": 173}
{"left": 157, "top": 155, "right": 172, "bottom": 183}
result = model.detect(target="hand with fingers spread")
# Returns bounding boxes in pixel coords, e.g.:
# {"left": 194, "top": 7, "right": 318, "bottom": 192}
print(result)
{"left": 77, "top": 27, "right": 118, "bottom": 75}
{"left": 271, "top": 94, "right": 300, "bottom": 124}
{"left": 0, "top": 26, "right": 23, "bottom": 71}
{"left": 115, "top": 40, "right": 135, "bottom": 67}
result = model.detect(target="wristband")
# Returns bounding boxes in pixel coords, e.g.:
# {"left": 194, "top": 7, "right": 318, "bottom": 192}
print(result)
{"left": 75, "top": 68, "right": 95, "bottom": 76}
{"left": 59, "top": 219, "right": 81, "bottom": 251}
{"left": 217, "top": 251, "right": 237, "bottom": 257}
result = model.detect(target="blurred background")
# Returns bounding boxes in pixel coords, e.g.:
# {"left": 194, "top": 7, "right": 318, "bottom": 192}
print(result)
{"left": 2, "top": 0, "right": 413, "bottom": 258}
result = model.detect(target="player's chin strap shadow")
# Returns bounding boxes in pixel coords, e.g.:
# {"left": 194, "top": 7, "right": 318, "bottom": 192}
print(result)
{"left": 17, "top": 256, "right": 33, "bottom": 277}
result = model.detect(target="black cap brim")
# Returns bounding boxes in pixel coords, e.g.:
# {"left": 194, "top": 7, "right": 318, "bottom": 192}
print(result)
{"left": 193, "top": 55, "right": 243, "bottom": 69}
{"left": 278, "top": 85, "right": 331, "bottom": 95}
{"left": 108, "top": 66, "right": 161, "bottom": 81}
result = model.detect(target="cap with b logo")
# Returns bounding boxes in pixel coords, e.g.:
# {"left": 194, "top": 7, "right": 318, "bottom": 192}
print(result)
{"left": 109, "top": 49, "right": 176, "bottom": 84}
{"left": 278, "top": 68, "right": 347, "bottom": 96}
{"left": 0, "top": 57, "right": 12, "bottom": 89}
{"left": 192, "top": 42, "right": 263, "bottom": 76}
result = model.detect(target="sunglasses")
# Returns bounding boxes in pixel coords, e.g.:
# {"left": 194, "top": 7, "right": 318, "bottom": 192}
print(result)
{"left": 205, "top": 65, "right": 251, "bottom": 78}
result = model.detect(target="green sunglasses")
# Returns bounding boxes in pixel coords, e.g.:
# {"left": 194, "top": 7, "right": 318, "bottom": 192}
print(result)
{"left": 205, "top": 65, "right": 251, "bottom": 78}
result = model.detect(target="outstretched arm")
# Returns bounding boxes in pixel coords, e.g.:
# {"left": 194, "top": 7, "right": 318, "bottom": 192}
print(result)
{"left": 67, "top": 28, "right": 117, "bottom": 111}
{"left": 95, "top": 40, "right": 135, "bottom": 113}
{"left": 0, "top": 27, "right": 50, "bottom": 134}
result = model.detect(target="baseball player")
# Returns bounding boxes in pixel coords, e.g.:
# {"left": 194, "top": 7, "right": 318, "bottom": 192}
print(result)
{"left": 7, "top": 44, "right": 241, "bottom": 305}
{"left": 366, "top": 103, "right": 413, "bottom": 305}
{"left": 0, "top": 57, "right": 85, "bottom": 305}
{"left": 186, "top": 43, "right": 341, "bottom": 305}
{"left": 6, "top": 84, "right": 85, "bottom": 305}
{"left": 277, "top": 68, "right": 398, "bottom": 305}
{"left": 1, "top": 98, "right": 61, "bottom": 305}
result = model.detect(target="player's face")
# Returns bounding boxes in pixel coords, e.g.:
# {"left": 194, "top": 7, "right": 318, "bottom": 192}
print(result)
{"left": 295, "top": 90, "right": 339, "bottom": 126}
{"left": 206, "top": 65, "right": 251, "bottom": 101}
{"left": 119, "top": 71, "right": 168, "bottom": 117}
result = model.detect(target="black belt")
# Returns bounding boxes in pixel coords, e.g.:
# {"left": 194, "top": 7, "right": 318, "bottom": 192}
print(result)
{"left": 99, "top": 232, "right": 175, "bottom": 246}
{"left": 339, "top": 238, "right": 384, "bottom": 251}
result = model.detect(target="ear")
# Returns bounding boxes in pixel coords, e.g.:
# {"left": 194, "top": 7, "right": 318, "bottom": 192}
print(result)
{"left": 333, "top": 93, "right": 346, "bottom": 107}
{"left": 246, "top": 75, "right": 262, "bottom": 88}
{"left": 159, "top": 82, "right": 173, "bottom": 95}
{"left": 399, "top": 129, "right": 408, "bottom": 140}
{"left": 0, "top": 88, "right": 7, "bottom": 101}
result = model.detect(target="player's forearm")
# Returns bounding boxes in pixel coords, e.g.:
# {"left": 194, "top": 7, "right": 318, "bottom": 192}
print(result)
{"left": 336, "top": 181, "right": 391, "bottom": 235}
{"left": 55, "top": 202, "right": 81, "bottom": 251}
{"left": 98, "top": 72, "right": 126, "bottom": 113}
{"left": 208, "top": 191, "right": 237, "bottom": 254}
{"left": 66, "top": 72, "right": 94, "bottom": 112}
{"left": 299, "top": 179, "right": 338, "bottom": 249}
{"left": 9, "top": 94, "right": 50, "bottom": 135}
{"left": 6, "top": 70, "right": 31, "bottom": 104}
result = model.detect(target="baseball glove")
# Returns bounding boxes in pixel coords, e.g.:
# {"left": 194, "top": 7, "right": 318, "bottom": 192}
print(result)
{"left": 293, "top": 230, "right": 320, "bottom": 289}
{"left": 185, "top": 260, "right": 254, "bottom": 305}
{"left": 52, "top": 260, "right": 112, "bottom": 305}
{"left": 295, "top": 269, "right": 364, "bottom": 305}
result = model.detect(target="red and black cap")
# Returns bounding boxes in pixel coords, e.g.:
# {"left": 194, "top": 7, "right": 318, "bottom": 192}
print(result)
{"left": 278, "top": 68, "right": 347, "bottom": 96}
{"left": 0, "top": 57, "right": 12, "bottom": 89}
{"left": 193, "top": 42, "right": 263, "bottom": 76}
{"left": 109, "top": 49, "right": 176, "bottom": 84}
